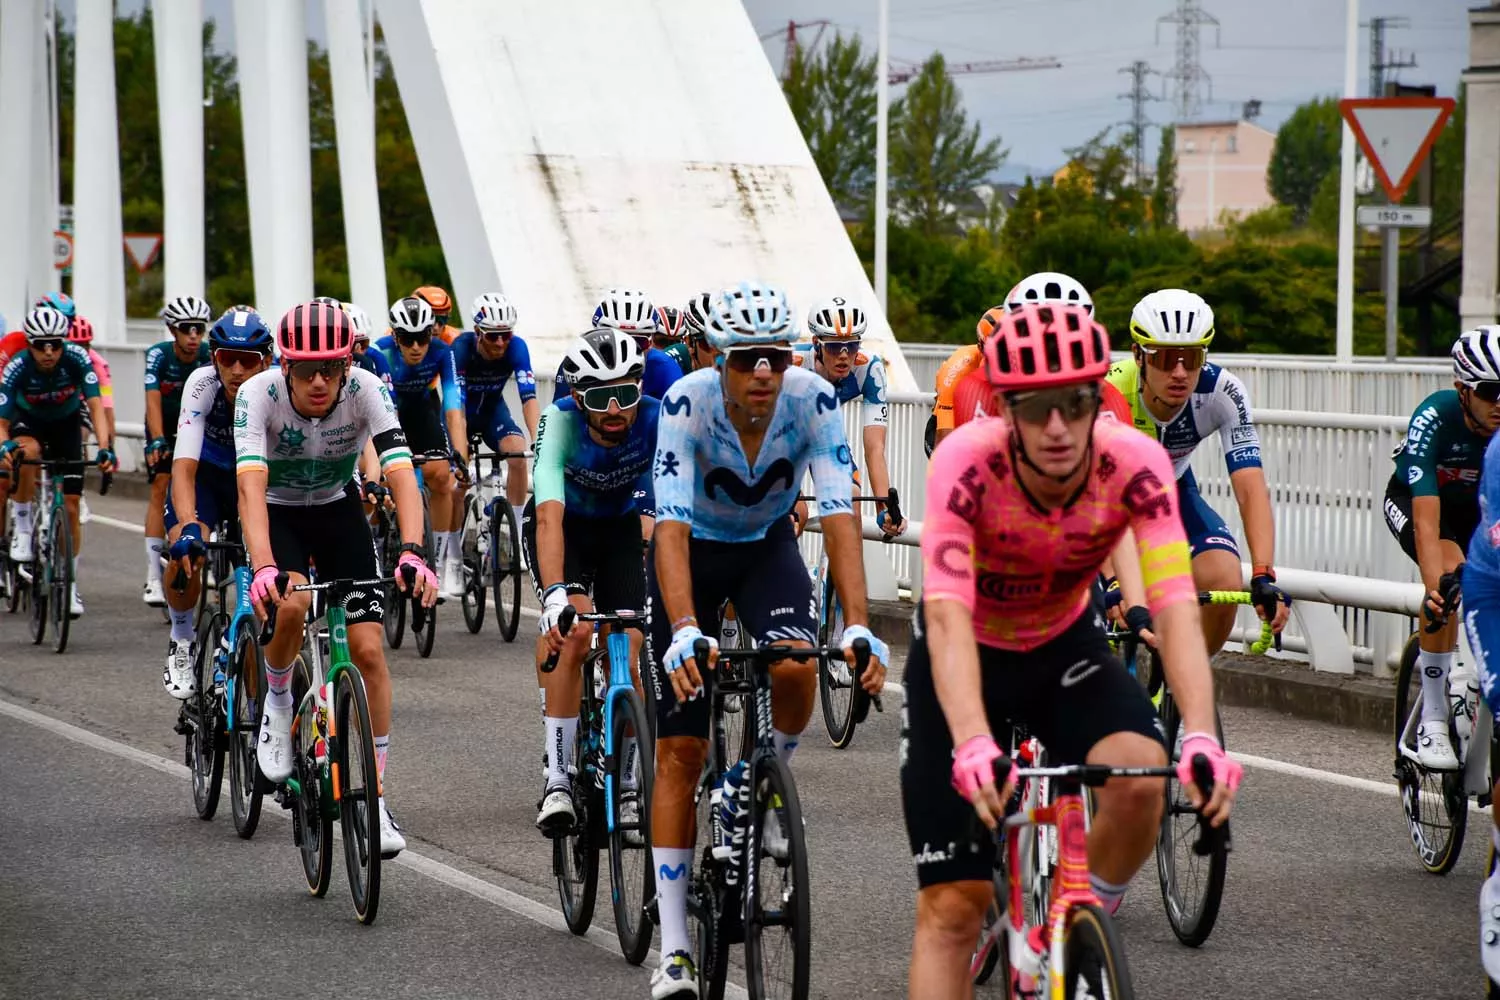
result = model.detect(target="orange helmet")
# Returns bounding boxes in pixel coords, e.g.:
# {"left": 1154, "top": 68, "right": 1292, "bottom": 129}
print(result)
{"left": 413, "top": 286, "right": 453, "bottom": 319}
{"left": 976, "top": 306, "right": 1006, "bottom": 345}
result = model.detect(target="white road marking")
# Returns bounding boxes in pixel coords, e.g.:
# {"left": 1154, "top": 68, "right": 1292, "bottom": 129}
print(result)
{"left": 0, "top": 696, "right": 746, "bottom": 995}
{"left": 88, "top": 512, "right": 145, "bottom": 534}
{"left": 1232, "top": 749, "right": 1490, "bottom": 815}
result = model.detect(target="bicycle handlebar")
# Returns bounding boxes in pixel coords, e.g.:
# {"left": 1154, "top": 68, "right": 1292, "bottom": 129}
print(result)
{"left": 540, "top": 605, "right": 579, "bottom": 673}
{"left": 257, "top": 571, "right": 290, "bottom": 646}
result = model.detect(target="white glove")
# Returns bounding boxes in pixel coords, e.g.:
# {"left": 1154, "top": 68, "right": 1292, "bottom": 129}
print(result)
{"left": 839, "top": 624, "right": 889, "bottom": 671}
{"left": 538, "top": 586, "right": 570, "bottom": 636}
{"left": 664, "top": 625, "right": 716, "bottom": 675}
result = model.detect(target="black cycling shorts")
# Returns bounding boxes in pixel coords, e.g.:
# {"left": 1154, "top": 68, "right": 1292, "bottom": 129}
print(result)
{"left": 10, "top": 411, "right": 86, "bottom": 496}
{"left": 267, "top": 486, "right": 382, "bottom": 625}
{"left": 1384, "top": 476, "right": 1480, "bottom": 562}
{"left": 520, "top": 497, "right": 646, "bottom": 612}
{"left": 901, "top": 601, "right": 1164, "bottom": 889}
{"left": 396, "top": 392, "right": 448, "bottom": 457}
{"left": 646, "top": 517, "right": 816, "bottom": 741}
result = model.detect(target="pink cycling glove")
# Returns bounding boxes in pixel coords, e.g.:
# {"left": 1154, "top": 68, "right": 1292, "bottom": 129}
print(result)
{"left": 1177, "top": 733, "right": 1243, "bottom": 793}
{"left": 396, "top": 550, "right": 438, "bottom": 592}
{"left": 250, "top": 565, "right": 282, "bottom": 608}
{"left": 951, "top": 734, "right": 1012, "bottom": 803}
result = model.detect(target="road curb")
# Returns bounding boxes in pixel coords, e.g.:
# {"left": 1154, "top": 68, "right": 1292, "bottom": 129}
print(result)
{"left": 91, "top": 470, "right": 154, "bottom": 503}
{"left": 1213, "top": 654, "right": 1393, "bottom": 735}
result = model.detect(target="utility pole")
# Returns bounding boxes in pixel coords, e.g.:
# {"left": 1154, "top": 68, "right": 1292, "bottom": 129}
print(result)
{"left": 1157, "top": 0, "right": 1220, "bottom": 122}
{"left": 1118, "top": 60, "right": 1159, "bottom": 186}
{"left": 1368, "top": 16, "right": 1416, "bottom": 97}
{"left": 1367, "top": 15, "right": 1418, "bottom": 361}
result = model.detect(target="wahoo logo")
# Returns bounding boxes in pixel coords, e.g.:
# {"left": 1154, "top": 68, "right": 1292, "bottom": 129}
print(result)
{"left": 704, "top": 459, "right": 795, "bottom": 507}
{"left": 662, "top": 394, "right": 692, "bottom": 417}
{"left": 658, "top": 863, "right": 687, "bottom": 881}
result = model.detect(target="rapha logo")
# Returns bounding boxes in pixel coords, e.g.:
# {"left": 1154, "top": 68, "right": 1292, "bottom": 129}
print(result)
{"left": 912, "top": 842, "right": 955, "bottom": 866}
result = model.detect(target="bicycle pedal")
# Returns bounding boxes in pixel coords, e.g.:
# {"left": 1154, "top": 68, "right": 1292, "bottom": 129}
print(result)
{"left": 173, "top": 714, "right": 193, "bottom": 737}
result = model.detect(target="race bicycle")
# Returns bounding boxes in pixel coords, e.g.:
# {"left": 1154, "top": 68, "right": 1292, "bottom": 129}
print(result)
{"left": 372, "top": 459, "right": 438, "bottom": 658}
{"left": 457, "top": 432, "right": 525, "bottom": 640}
{"left": 543, "top": 606, "right": 656, "bottom": 964}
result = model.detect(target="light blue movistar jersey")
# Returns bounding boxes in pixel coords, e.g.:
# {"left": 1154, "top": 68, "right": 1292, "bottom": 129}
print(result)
{"left": 652, "top": 366, "right": 855, "bottom": 542}
{"left": 1468, "top": 434, "right": 1500, "bottom": 578}
{"left": 791, "top": 344, "right": 889, "bottom": 427}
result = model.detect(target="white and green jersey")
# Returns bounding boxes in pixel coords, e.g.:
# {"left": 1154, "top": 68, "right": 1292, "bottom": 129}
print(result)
{"left": 233, "top": 367, "right": 412, "bottom": 505}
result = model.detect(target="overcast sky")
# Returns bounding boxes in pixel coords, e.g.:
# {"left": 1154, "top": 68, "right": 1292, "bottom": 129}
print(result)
{"left": 100, "top": 0, "right": 1473, "bottom": 180}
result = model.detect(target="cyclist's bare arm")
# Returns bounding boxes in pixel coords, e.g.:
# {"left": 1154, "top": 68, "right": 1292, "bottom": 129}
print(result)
{"left": 144, "top": 389, "right": 164, "bottom": 443}
{"left": 170, "top": 456, "right": 201, "bottom": 537}
{"left": 1229, "top": 466, "right": 1289, "bottom": 629}
{"left": 237, "top": 468, "right": 275, "bottom": 577}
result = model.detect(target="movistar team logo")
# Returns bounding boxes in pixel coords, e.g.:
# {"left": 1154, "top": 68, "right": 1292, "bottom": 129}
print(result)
{"left": 662, "top": 394, "right": 691, "bottom": 417}
{"left": 275, "top": 424, "right": 307, "bottom": 455}
{"left": 703, "top": 458, "right": 794, "bottom": 507}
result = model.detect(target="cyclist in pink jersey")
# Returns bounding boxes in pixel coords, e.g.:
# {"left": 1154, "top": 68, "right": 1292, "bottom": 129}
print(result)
{"left": 903, "top": 304, "right": 1243, "bottom": 998}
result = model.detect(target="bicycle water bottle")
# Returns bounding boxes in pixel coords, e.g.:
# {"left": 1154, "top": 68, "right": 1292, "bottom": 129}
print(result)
{"left": 713, "top": 761, "right": 750, "bottom": 884}
{"left": 1450, "top": 666, "right": 1480, "bottom": 763}
{"left": 1011, "top": 924, "right": 1045, "bottom": 998}
{"left": 313, "top": 681, "right": 332, "bottom": 766}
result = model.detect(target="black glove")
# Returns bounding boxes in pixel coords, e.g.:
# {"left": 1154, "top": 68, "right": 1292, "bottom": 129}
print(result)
{"left": 1123, "top": 605, "right": 1152, "bottom": 639}
{"left": 1424, "top": 564, "right": 1464, "bottom": 633}
{"left": 1101, "top": 576, "right": 1123, "bottom": 612}
{"left": 1250, "top": 573, "right": 1288, "bottom": 622}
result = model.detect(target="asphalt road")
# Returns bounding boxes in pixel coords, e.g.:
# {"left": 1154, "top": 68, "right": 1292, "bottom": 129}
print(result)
{"left": 0, "top": 492, "right": 1485, "bottom": 999}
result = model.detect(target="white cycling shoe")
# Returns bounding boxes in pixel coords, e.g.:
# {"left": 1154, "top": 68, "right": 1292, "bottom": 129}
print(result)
{"left": 1416, "top": 720, "right": 1460, "bottom": 770}
{"left": 142, "top": 578, "right": 166, "bottom": 608}
{"left": 379, "top": 798, "right": 407, "bottom": 859}
{"left": 68, "top": 586, "right": 84, "bottom": 619}
{"left": 619, "top": 789, "right": 644, "bottom": 847}
{"left": 536, "top": 784, "right": 576, "bottom": 837}
{"left": 9, "top": 530, "right": 32, "bottom": 563}
{"left": 441, "top": 560, "right": 466, "bottom": 600}
{"left": 651, "top": 950, "right": 699, "bottom": 1000}
{"left": 256, "top": 706, "right": 295, "bottom": 783}
{"left": 163, "top": 639, "right": 196, "bottom": 699}
{"left": 761, "top": 807, "right": 790, "bottom": 863}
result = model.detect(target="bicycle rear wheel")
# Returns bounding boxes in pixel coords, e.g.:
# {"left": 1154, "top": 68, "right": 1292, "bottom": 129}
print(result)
{"left": 27, "top": 534, "right": 46, "bottom": 645}
{"left": 291, "top": 657, "right": 333, "bottom": 897}
{"left": 382, "top": 528, "right": 407, "bottom": 649}
{"left": 489, "top": 499, "right": 521, "bottom": 642}
{"left": 411, "top": 504, "right": 437, "bottom": 658}
{"left": 1156, "top": 693, "right": 1229, "bottom": 946}
{"left": 189, "top": 613, "right": 225, "bottom": 820}
{"left": 228, "top": 621, "right": 266, "bottom": 839}
{"left": 556, "top": 705, "right": 600, "bottom": 934}
{"left": 48, "top": 506, "right": 71, "bottom": 653}
{"left": 1063, "top": 903, "right": 1136, "bottom": 1000}
{"left": 3, "top": 546, "right": 19, "bottom": 614}
{"left": 608, "top": 691, "right": 656, "bottom": 964}
{"left": 744, "top": 755, "right": 811, "bottom": 1000}
{"left": 1394, "top": 635, "right": 1467, "bottom": 874}
{"left": 335, "top": 665, "right": 382, "bottom": 924}
{"left": 816, "top": 569, "right": 857, "bottom": 749}
{"left": 460, "top": 496, "right": 486, "bottom": 634}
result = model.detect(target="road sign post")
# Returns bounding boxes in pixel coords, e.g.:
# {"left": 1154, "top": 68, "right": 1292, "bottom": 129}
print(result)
{"left": 1339, "top": 96, "right": 1455, "bottom": 361}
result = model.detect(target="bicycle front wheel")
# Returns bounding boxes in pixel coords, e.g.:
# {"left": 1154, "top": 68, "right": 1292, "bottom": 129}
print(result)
{"left": 189, "top": 613, "right": 226, "bottom": 820}
{"left": 490, "top": 499, "right": 521, "bottom": 642}
{"left": 744, "top": 755, "right": 811, "bottom": 1000}
{"left": 1394, "top": 634, "right": 1468, "bottom": 874}
{"left": 1063, "top": 903, "right": 1136, "bottom": 1000}
{"left": 382, "top": 530, "right": 407, "bottom": 649}
{"left": 460, "top": 495, "right": 486, "bottom": 634}
{"left": 228, "top": 621, "right": 266, "bottom": 839}
{"left": 815, "top": 570, "right": 857, "bottom": 749}
{"left": 334, "top": 665, "right": 382, "bottom": 924}
{"left": 27, "top": 533, "right": 46, "bottom": 645}
{"left": 556, "top": 701, "right": 600, "bottom": 935}
{"left": 608, "top": 691, "right": 656, "bottom": 964}
{"left": 291, "top": 656, "right": 333, "bottom": 897}
{"left": 48, "top": 506, "right": 72, "bottom": 653}
{"left": 1156, "top": 694, "right": 1228, "bottom": 946}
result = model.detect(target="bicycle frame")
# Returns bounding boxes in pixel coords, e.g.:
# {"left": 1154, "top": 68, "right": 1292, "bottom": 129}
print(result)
{"left": 221, "top": 560, "right": 255, "bottom": 730}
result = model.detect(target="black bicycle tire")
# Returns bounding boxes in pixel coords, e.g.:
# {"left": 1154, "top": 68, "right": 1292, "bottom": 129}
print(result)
{"left": 1155, "top": 695, "right": 1229, "bottom": 946}
{"left": 189, "top": 612, "right": 225, "bottom": 820}
{"left": 27, "top": 525, "right": 46, "bottom": 645}
{"left": 1393, "top": 634, "right": 1468, "bottom": 874}
{"left": 490, "top": 501, "right": 521, "bottom": 642}
{"left": 3, "top": 546, "right": 20, "bottom": 614}
{"left": 291, "top": 656, "right": 333, "bottom": 896}
{"left": 1064, "top": 903, "right": 1136, "bottom": 1000}
{"left": 690, "top": 887, "right": 732, "bottom": 1000}
{"left": 229, "top": 621, "right": 266, "bottom": 839}
{"left": 556, "top": 690, "right": 601, "bottom": 935}
{"left": 48, "top": 505, "right": 71, "bottom": 653}
{"left": 608, "top": 690, "right": 657, "bottom": 965}
{"left": 382, "top": 526, "right": 407, "bottom": 649}
{"left": 335, "top": 666, "right": 383, "bottom": 924}
{"left": 815, "top": 570, "right": 858, "bottom": 749}
{"left": 460, "top": 495, "right": 486, "bottom": 633}
{"left": 744, "top": 755, "right": 811, "bottom": 1000}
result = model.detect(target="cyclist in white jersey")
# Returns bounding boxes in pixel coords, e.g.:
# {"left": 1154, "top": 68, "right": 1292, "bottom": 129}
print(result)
{"left": 235, "top": 302, "right": 437, "bottom": 859}
{"left": 644, "top": 281, "right": 891, "bottom": 1000}
{"left": 1105, "top": 289, "right": 1290, "bottom": 652}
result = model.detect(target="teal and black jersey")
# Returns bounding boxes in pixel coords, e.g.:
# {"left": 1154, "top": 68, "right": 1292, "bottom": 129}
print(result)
{"left": 1392, "top": 389, "right": 1489, "bottom": 502}
{"left": 532, "top": 396, "right": 659, "bottom": 519}
{"left": 0, "top": 344, "right": 100, "bottom": 423}
{"left": 144, "top": 339, "right": 212, "bottom": 435}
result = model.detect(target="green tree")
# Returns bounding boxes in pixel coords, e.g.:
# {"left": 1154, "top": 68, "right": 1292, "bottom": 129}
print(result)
{"left": 889, "top": 53, "right": 1005, "bottom": 236}
{"left": 1151, "top": 125, "right": 1177, "bottom": 229}
{"left": 1268, "top": 96, "right": 1342, "bottom": 224}
{"left": 781, "top": 33, "right": 878, "bottom": 212}
{"left": 1431, "top": 83, "right": 1465, "bottom": 221}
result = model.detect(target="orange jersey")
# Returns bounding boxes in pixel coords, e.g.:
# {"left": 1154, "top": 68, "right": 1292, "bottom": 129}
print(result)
{"left": 951, "top": 369, "right": 1132, "bottom": 428}
{"left": 932, "top": 344, "right": 982, "bottom": 432}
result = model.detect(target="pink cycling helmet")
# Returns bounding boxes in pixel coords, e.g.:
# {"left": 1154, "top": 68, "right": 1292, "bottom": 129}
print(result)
{"left": 277, "top": 301, "right": 354, "bottom": 361}
{"left": 982, "top": 303, "right": 1110, "bottom": 392}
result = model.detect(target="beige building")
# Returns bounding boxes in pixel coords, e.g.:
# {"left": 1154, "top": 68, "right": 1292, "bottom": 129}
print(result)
{"left": 1174, "top": 120, "right": 1277, "bottom": 231}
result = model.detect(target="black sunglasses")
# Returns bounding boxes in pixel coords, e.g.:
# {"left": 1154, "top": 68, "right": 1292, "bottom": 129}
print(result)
{"left": 1003, "top": 384, "right": 1101, "bottom": 424}
{"left": 287, "top": 359, "right": 349, "bottom": 381}
{"left": 724, "top": 346, "right": 793, "bottom": 374}
{"left": 30, "top": 339, "right": 64, "bottom": 353}
{"left": 395, "top": 331, "right": 432, "bottom": 347}
{"left": 1470, "top": 381, "right": 1500, "bottom": 403}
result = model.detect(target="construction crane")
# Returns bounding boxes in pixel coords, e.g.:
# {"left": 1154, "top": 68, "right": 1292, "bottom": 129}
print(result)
{"left": 759, "top": 20, "right": 834, "bottom": 81}
{"left": 886, "top": 55, "right": 1061, "bottom": 85}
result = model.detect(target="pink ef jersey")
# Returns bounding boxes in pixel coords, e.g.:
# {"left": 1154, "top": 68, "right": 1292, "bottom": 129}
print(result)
{"left": 88, "top": 348, "right": 113, "bottom": 408}
{"left": 921, "top": 415, "right": 1195, "bottom": 651}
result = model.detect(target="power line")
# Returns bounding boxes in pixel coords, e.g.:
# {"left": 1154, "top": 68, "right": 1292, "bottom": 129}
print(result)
{"left": 1118, "top": 60, "right": 1160, "bottom": 184}
{"left": 1157, "top": 0, "right": 1220, "bottom": 122}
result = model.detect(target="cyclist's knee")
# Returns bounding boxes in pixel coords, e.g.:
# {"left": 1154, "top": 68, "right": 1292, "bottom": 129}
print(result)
{"left": 1191, "top": 549, "right": 1239, "bottom": 590}
{"left": 276, "top": 590, "right": 311, "bottom": 623}
{"left": 770, "top": 649, "right": 818, "bottom": 690}
{"left": 656, "top": 736, "right": 707, "bottom": 786}
{"left": 915, "top": 881, "right": 990, "bottom": 941}
{"left": 349, "top": 627, "right": 387, "bottom": 676}
{"left": 1440, "top": 539, "right": 1467, "bottom": 573}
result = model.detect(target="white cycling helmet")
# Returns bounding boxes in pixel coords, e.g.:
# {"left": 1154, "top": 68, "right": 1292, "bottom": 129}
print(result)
{"left": 1005, "top": 272, "right": 1093, "bottom": 316}
{"left": 683, "top": 291, "right": 716, "bottom": 336}
{"left": 560, "top": 328, "right": 644, "bottom": 387}
{"left": 472, "top": 292, "right": 518, "bottom": 332}
{"left": 704, "top": 281, "right": 796, "bottom": 351}
{"left": 592, "top": 288, "right": 659, "bottom": 333}
{"left": 162, "top": 295, "right": 213, "bottom": 327}
{"left": 23, "top": 306, "right": 71, "bottom": 342}
{"left": 340, "top": 302, "right": 374, "bottom": 341}
{"left": 1129, "top": 289, "right": 1215, "bottom": 348}
{"left": 388, "top": 295, "right": 435, "bottom": 335}
{"left": 806, "top": 296, "right": 868, "bottom": 340}
{"left": 1453, "top": 326, "right": 1500, "bottom": 386}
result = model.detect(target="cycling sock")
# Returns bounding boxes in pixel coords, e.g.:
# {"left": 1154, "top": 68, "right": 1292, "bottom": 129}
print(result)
{"left": 374, "top": 734, "right": 389, "bottom": 778}
{"left": 622, "top": 736, "right": 639, "bottom": 790}
{"left": 444, "top": 531, "right": 462, "bottom": 567}
{"left": 719, "top": 613, "right": 741, "bottom": 647}
{"left": 13, "top": 501, "right": 33, "bottom": 532}
{"left": 265, "top": 660, "right": 294, "bottom": 712}
{"left": 1089, "top": 873, "right": 1128, "bottom": 915}
{"left": 1418, "top": 650, "right": 1455, "bottom": 723}
{"left": 773, "top": 729, "right": 800, "bottom": 768}
{"left": 145, "top": 537, "right": 165, "bottom": 583}
{"left": 652, "top": 846, "right": 694, "bottom": 956}
{"left": 544, "top": 716, "right": 577, "bottom": 787}
{"left": 169, "top": 607, "right": 194, "bottom": 641}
